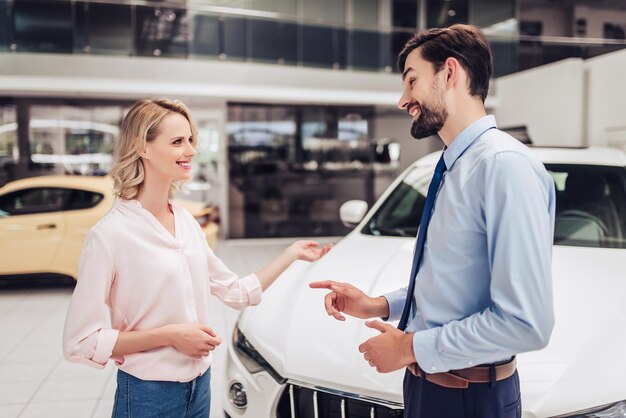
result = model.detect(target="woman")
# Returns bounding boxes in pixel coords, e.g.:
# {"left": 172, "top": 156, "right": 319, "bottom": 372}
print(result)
{"left": 62, "top": 98, "right": 332, "bottom": 417}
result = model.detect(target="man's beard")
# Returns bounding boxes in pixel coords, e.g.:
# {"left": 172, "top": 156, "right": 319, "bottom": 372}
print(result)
{"left": 410, "top": 103, "right": 447, "bottom": 139}
{"left": 409, "top": 84, "right": 448, "bottom": 140}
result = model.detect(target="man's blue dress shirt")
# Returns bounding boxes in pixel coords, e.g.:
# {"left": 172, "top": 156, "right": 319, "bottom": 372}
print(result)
{"left": 384, "top": 115, "right": 556, "bottom": 373}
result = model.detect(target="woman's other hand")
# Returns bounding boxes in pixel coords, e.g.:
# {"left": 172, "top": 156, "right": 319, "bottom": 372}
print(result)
{"left": 165, "top": 323, "right": 222, "bottom": 358}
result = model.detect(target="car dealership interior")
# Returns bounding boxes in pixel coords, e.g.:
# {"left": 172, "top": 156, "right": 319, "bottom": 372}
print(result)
{"left": 1, "top": 0, "right": 626, "bottom": 417}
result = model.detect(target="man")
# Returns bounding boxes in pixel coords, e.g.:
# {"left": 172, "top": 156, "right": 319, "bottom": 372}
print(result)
{"left": 310, "top": 24, "right": 555, "bottom": 418}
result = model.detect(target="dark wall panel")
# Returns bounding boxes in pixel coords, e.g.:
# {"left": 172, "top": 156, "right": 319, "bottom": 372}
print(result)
{"left": 13, "top": 0, "right": 73, "bottom": 53}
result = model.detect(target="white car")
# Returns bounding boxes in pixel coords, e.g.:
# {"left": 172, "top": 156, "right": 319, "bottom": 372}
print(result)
{"left": 222, "top": 147, "right": 626, "bottom": 418}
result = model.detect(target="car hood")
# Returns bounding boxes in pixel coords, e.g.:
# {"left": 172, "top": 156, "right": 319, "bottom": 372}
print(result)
{"left": 238, "top": 233, "right": 626, "bottom": 415}
{"left": 239, "top": 232, "right": 411, "bottom": 403}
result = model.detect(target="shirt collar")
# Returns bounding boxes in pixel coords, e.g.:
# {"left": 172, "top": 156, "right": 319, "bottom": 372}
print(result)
{"left": 443, "top": 115, "right": 497, "bottom": 169}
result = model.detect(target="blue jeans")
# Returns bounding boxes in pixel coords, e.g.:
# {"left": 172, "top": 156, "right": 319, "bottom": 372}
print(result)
{"left": 112, "top": 368, "right": 211, "bottom": 418}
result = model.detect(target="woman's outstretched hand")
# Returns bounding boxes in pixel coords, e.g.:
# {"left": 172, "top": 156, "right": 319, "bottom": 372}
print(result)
{"left": 256, "top": 241, "right": 333, "bottom": 291}
{"left": 287, "top": 240, "right": 333, "bottom": 262}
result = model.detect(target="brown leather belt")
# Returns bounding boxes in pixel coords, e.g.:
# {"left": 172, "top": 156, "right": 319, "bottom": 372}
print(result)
{"left": 407, "top": 358, "right": 517, "bottom": 389}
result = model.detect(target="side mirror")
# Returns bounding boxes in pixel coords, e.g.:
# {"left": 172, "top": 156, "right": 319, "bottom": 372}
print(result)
{"left": 339, "top": 200, "right": 369, "bottom": 228}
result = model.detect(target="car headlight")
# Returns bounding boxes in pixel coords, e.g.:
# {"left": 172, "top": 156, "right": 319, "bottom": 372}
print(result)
{"left": 232, "top": 325, "right": 286, "bottom": 384}
{"left": 553, "top": 400, "right": 626, "bottom": 417}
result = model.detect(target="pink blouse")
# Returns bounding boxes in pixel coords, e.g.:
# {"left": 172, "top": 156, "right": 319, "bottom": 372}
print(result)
{"left": 62, "top": 199, "right": 262, "bottom": 382}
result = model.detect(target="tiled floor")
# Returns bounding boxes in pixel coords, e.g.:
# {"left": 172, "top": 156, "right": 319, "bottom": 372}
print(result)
{"left": 0, "top": 237, "right": 337, "bottom": 418}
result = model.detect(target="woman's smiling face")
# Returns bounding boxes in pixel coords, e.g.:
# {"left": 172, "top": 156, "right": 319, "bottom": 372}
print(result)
{"left": 143, "top": 112, "right": 197, "bottom": 182}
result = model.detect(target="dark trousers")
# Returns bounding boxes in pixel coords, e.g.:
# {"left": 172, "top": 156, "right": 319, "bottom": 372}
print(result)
{"left": 403, "top": 369, "right": 522, "bottom": 418}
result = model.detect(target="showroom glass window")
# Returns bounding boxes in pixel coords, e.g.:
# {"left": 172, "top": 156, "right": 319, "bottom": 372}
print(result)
{"left": 303, "top": 0, "right": 345, "bottom": 24}
{"left": 301, "top": 24, "right": 347, "bottom": 69}
{"left": 12, "top": 0, "right": 73, "bottom": 53}
{"left": 391, "top": 0, "right": 418, "bottom": 73}
{"left": 28, "top": 104, "right": 126, "bottom": 176}
{"left": 74, "top": 2, "right": 133, "bottom": 55}
{"left": 249, "top": 17, "right": 298, "bottom": 65}
{"left": 471, "top": 0, "right": 517, "bottom": 76}
{"left": 349, "top": 0, "right": 381, "bottom": 70}
{"left": 183, "top": 118, "right": 224, "bottom": 206}
{"left": 0, "top": 0, "right": 10, "bottom": 51}
{"left": 227, "top": 105, "right": 297, "bottom": 238}
{"left": 249, "top": 0, "right": 297, "bottom": 15}
{"left": 227, "top": 104, "right": 388, "bottom": 238}
{"left": 190, "top": 12, "right": 247, "bottom": 60}
{"left": 135, "top": 5, "right": 189, "bottom": 57}
{"left": 190, "top": 13, "right": 220, "bottom": 57}
{"left": 518, "top": 0, "right": 626, "bottom": 70}
{"left": 349, "top": 28, "right": 381, "bottom": 70}
{"left": 249, "top": 2, "right": 299, "bottom": 65}
{"left": 188, "top": 0, "right": 245, "bottom": 58}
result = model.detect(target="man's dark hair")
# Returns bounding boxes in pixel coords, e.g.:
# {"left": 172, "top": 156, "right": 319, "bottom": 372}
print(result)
{"left": 397, "top": 24, "right": 493, "bottom": 102}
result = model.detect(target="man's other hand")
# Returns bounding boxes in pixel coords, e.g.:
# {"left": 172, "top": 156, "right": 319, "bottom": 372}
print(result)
{"left": 358, "top": 320, "right": 416, "bottom": 373}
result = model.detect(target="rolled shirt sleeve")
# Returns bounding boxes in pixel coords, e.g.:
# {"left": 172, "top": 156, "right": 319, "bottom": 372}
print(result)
{"left": 63, "top": 229, "right": 120, "bottom": 368}
{"left": 205, "top": 246, "right": 262, "bottom": 309}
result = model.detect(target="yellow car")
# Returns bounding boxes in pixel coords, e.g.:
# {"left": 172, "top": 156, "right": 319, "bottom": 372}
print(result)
{"left": 0, "top": 175, "right": 219, "bottom": 281}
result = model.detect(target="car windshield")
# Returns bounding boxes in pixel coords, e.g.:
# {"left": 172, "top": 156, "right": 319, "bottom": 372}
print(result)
{"left": 362, "top": 163, "right": 626, "bottom": 249}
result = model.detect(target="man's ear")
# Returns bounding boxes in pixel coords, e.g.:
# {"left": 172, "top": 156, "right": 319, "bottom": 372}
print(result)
{"left": 444, "top": 57, "right": 459, "bottom": 83}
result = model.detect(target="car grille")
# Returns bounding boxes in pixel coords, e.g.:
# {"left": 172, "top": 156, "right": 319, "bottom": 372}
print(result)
{"left": 276, "top": 383, "right": 403, "bottom": 418}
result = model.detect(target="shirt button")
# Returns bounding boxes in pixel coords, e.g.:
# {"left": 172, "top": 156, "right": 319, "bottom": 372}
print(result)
{"left": 468, "top": 361, "right": 474, "bottom": 366}
{"left": 431, "top": 366, "right": 437, "bottom": 371}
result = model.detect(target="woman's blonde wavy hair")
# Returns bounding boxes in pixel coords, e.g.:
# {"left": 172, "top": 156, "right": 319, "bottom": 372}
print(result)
{"left": 111, "top": 98, "right": 197, "bottom": 200}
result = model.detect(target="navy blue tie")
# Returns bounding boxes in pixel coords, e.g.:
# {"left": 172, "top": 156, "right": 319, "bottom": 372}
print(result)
{"left": 398, "top": 154, "right": 447, "bottom": 331}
